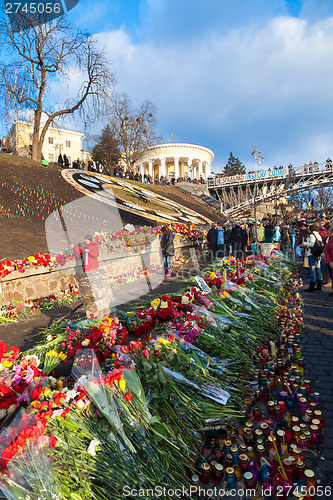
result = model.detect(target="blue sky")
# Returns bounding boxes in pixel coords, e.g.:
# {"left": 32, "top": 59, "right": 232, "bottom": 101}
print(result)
{"left": 12, "top": 0, "right": 333, "bottom": 172}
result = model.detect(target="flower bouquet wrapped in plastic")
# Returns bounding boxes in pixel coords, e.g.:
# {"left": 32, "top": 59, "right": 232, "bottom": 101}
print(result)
{"left": 72, "top": 349, "right": 136, "bottom": 453}
{"left": 0, "top": 409, "right": 62, "bottom": 499}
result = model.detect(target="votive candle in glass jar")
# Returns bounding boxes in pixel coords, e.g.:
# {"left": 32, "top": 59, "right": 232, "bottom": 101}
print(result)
{"left": 213, "top": 463, "right": 224, "bottom": 485}
{"left": 295, "top": 460, "right": 305, "bottom": 480}
{"left": 278, "top": 400, "right": 286, "bottom": 413}
{"left": 244, "top": 431, "right": 254, "bottom": 448}
{"left": 257, "top": 444, "right": 266, "bottom": 461}
{"left": 239, "top": 443, "right": 247, "bottom": 454}
{"left": 313, "top": 392, "right": 321, "bottom": 405}
{"left": 260, "top": 422, "right": 270, "bottom": 438}
{"left": 299, "top": 384, "right": 307, "bottom": 396}
{"left": 309, "top": 424, "right": 319, "bottom": 443}
{"left": 230, "top": 445, "right": 240, "bottom": 465}
{"left": 225, "top": 467, "right": 237, "bottom": 488}
{"left": 292, "top": 425, "right": 301, "bottom": 441}
{"left": 255, "top": 390, "right": 261, "bottom": 401}
{"left": 253, "top": 406, "right": 262, "bottom": 421}
{"left": 304, "top": 468, "right": 317, "bottom": 489}
{"left": 247, "top": 446, "right": 254, "bottom": 459}
{"left": 304, "top": 430, "right": 312, "bottom": 448}
{"left": 309, "top": 401, "right": 317, "bottom": 412}
{"left": 268, "top": 400, "right": 275, "bottom": 415}
{"left": 304, "top": 379, "right": 312, "bottom": 393}
{"left": 299, "top": 398, "right": 308, "bottom": 413}
{"left": 200, "top": 463, "right": 211, "bottom": 484}
{"left": 239, "top": 454, "right": 249, "bottom": 474}
{"left": 224, "top": 454, "right": 233, "bottom": 468}
{"left": 223, "top": 440, "right": 232, "bottom": 455}
{"left": 291, "top": 416, "right": 300, "bottom": 426}
{"left": 298, "top": 434, "right": 308, "bottom": 452}
{"left": 275, "top": 405, "right": 282, "bottom": 421}
{"left": 282, "top": 459, "right": 294, "bottom": 481}
{"left": 243, "top": 471, "right": 256, "bottom": 489}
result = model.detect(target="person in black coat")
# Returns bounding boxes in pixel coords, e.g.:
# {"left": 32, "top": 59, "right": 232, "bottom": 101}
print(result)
{"left": 264, "top": 222, "right": 274, "bottom": 243}
{"left": 206, "top": 224, "right": 218, "bottom": 259}
{"left": 231, "top": 223, "right": 243, "bottom": 258}
{"left": 161, "top": 226, "right": 175, "bottom": 277}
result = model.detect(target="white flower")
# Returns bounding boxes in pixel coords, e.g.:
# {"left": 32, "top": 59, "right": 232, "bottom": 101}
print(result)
{"left": 65, "top": 389, "right": 78, "bottom": 403}
{"left": 181, "top": 296, "right": 190, "bottom": 305}
{"left": 87, "top": 439, "right": 100, "bottom": 456}
{"left": 47, "top": 335, "right": 53, "bottom": 342}
{"left": 76, "top": 400, "right": 85, "bottom": 409}
{"left": 82, "top": 340, "right": 90, "bottom": 347}
{"left": 51, "top": 409, "right": 64, "bottom": 419}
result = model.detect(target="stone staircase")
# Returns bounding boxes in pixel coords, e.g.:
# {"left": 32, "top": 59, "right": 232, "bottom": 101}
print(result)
{"left": 176, "top": 182, "right": 222, "bottom": 211}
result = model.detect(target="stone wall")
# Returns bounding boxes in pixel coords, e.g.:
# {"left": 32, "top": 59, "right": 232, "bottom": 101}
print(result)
{"left": 0, "top": 237, "right": 191, "bottom": 305}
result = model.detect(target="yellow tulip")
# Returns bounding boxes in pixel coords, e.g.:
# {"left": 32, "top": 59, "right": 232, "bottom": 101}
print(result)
{"left": 119, "top": 379, "right": 126, "bottom": 391}
{"left": 2, "top": 360, "right": 12, "bottom": 368}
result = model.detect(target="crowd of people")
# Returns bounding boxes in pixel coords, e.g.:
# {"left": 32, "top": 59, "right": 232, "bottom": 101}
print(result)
{"left": 206, "top": 217, "right": 333, "bottom": 295}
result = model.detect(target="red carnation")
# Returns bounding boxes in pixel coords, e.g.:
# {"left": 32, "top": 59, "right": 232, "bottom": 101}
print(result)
{"left": 8, "top": 346, "right": 20, "bottom": 360}
{"left": 123, "top": 392, "right": 133, "bottom": 402}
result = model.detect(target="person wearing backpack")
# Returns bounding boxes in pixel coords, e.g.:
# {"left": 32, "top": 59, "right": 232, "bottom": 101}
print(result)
{"left": 302, "top": 223, "right": 324, "bottom": 292}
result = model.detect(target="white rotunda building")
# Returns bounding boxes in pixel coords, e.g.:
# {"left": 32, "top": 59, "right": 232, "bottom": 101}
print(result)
{"left": 133, "top": 142, "right": 214, "bottom": 181}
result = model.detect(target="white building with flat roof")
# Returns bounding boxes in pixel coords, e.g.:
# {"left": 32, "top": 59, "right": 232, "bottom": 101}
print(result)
{"left": 133, "top": 142, "right": 214, "bottom": 181}
{"left": 7, "top": 120, "right": 85, "bottom": 165}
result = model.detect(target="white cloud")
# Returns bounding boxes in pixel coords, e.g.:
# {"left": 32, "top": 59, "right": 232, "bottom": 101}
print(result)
{"left": 97, "top": 14, "right": 333, "bottom": 169}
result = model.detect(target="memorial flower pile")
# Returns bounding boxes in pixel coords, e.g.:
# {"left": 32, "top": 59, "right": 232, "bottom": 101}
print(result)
{"left": 0, "top": 224, "right": 203, "bottom": 281}
{"left": 0, "top": 251, "right": 323, "bottom": 499}
{"left": 0, "top": 287, "right": 79, "bottom": 324}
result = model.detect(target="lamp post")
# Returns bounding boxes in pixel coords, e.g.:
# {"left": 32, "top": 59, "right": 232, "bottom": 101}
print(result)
{"left": 251, "top": 149, "right": 264, "bottom": 251}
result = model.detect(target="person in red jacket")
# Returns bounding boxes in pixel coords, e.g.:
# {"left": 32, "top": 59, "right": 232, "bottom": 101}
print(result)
{"left": 324, "top": 217, "right": 333, "bottom": 292}
{"left": 71, "top": 234, "right": 99, "bottom": 272}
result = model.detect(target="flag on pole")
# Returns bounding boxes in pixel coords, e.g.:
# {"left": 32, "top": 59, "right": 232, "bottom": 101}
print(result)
{"left": 321, "top": 203, "right": 324, "bottom": 210}
{"left": 308, "top": 199, "right": 314, "bottom": 209}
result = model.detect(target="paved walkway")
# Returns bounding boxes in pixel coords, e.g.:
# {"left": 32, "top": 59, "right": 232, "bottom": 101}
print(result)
{"left": 300, "top": 267, "right": 333, "bottom": 491}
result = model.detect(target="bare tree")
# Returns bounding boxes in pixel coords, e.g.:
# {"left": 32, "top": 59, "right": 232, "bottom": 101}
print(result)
{"left": 315, "top": 187, "right": 333, "bottom": 212}
{"left": 107, "top": 92, "right": 161, "bottom": 169}
{"left": 0, "top": 12, "right": 114, "bottom": 160}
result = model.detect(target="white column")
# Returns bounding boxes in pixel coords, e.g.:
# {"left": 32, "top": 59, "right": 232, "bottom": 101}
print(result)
{"left": 148, "top": 159, "right": 153, "bottom": 177}
{"left": 174, "top": 157, "right": 179, "bottom": 178}
{"left": 181, "top": 160, "right": 185, "bottom": 178}
{"left": 160, "top": 157, "right": 166, "bottom": 177}
{"left": 187, "top": 157, "right": 193, "bottom": 179}
{"left": 198, "top": 160, "right": 203, "bottom": 179}
{"left": 140, "top": 163, "right": 144, "bottom": 178}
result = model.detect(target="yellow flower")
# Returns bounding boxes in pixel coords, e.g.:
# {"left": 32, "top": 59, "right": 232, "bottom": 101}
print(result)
{"left": 27, "top": 256, "right": 35, "bottom": 262}
{"left": 155, "top": 344, "right": 162, "bottom": 349}
{"left": 2, "top": 359, "right": 12, "bottom": 368}
{"left": 43, "top": 388, "right": 51, "bottom": 397}
{"left": 157, "top": 338, "right": 169, "bottom": 345}
{"left": 223, "top": 291, "right": 228, "bottom": 298}
{"left": 160, "top": 301, "right": 169, "bottom": 309}
{"left": 31, "top": 401, "right": 39, "bottom": 408}
{"left": 119, "top": 379, "right": 126, "bottom": 391}
{"left": 209, "top": 272, "right": 216, "bottom": 279}
{"left": 151, "top": 298, "right": 160, "bottom": 308}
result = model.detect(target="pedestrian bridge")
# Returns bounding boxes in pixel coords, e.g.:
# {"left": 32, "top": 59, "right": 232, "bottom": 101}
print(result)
{"left": 207, "top": 161, "right": 333, "bottom": 216}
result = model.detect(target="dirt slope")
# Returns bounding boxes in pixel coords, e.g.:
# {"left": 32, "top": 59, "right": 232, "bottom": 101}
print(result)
{"left": 0, "top": 155, "right": 222, "bottom": 259}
